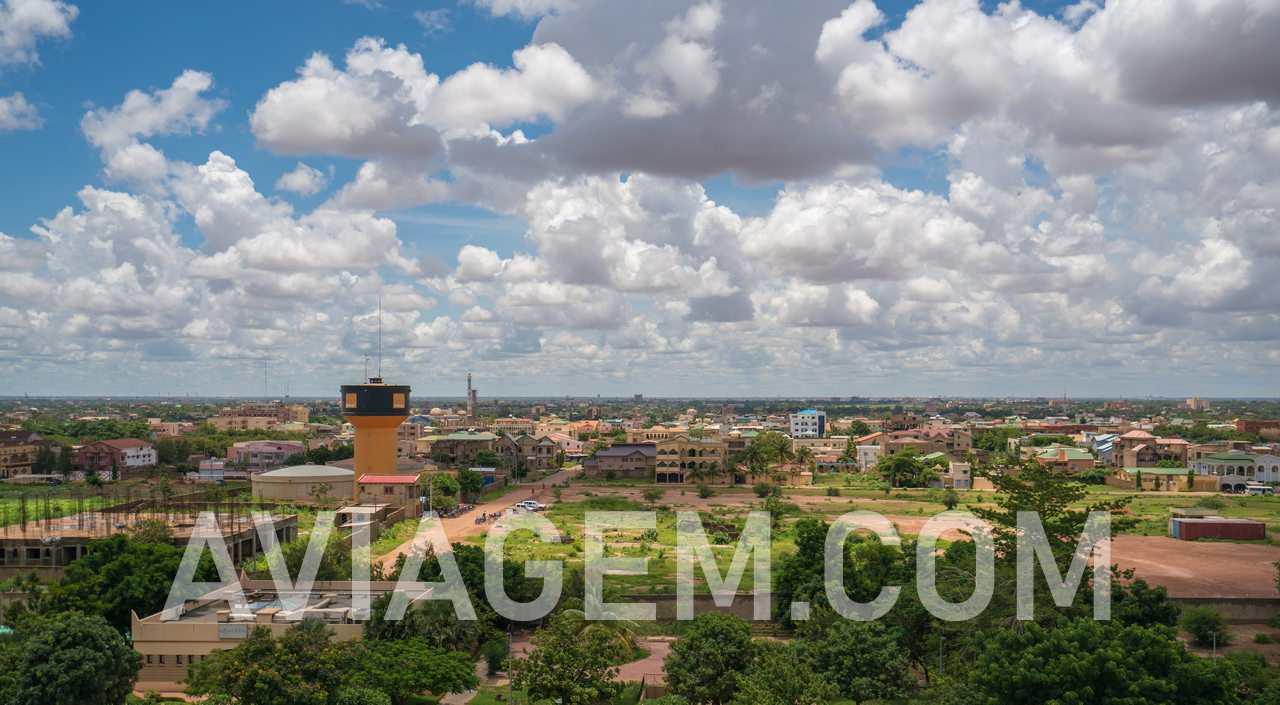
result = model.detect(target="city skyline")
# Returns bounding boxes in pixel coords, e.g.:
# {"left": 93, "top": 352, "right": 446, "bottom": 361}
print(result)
{"left": 1, "top": 0, "right": 1278, "bottom": 397}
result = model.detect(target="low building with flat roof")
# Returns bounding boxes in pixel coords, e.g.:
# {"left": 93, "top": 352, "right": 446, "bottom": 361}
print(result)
{"left": 132, "top": 578, "right": 422, "bottom": 692}
{"left": 250, "top": 464, "right": 354, "bottom": 503}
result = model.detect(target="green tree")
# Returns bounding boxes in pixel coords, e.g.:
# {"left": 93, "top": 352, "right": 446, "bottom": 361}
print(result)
{"left": 642, "top": 487, "right": 665, "bottom": 505}
{"left": 510, "top": 612, "right": 622, "bottom": 705}
{"left": 351, "top": 638, "right": 478, "bottom": 705}
{"left": 1181, "top": 606, "right": 1230, "bottom": 647}
{"left": 127, "top": 516, "right": 175, "bottom": 544}
{"left": 876, "top": 448, "right": 935, "bottom": 488}
{"left": 664, "top": 612, "right": 754, "bottom": 705}
{"left": 733, "top": 640, "right": 835, "bottom": 705}
{"left": 456, "top": 468, "right": 485, "bottom": 497}
{"left": 10, "top": 612, "right": 142, "bottom": 705}
{"left": 966, "top": 619, "right": 1233, "bottom": 704}
{"left": 184, "top": 621, "right": 357, "bottom": 705}
{"left": 424, "top": 473, "right": 461, "bottom": 512}
{"left": 793, "top": 446, "right": 814, "bottom": 468}
{"left": 1113, "top": 578, "right": 1181, "bottom": 628}
{"left": 471, "top": 449, "right": 501, "bottom": 467}
{"left": 800, "top": 620, "right": 912, "bottom": 705}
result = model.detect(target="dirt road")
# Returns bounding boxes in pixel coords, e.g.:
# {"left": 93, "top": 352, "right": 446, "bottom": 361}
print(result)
{"left": 377, "top": 466, "right": 580, "bottom": 570}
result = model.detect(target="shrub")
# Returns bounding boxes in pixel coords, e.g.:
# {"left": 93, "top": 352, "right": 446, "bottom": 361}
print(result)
{"left": 1197, "top": 497, "right": 1227, "bottom": 511}
{"left": 1255, "top": 633, "right": 1273, "bottom": 644}
{"left": 1181, "top": 606, "right": 1230, "bottom": 646}
{"left": 641, "top": 528, "right": 659, "bottom": 542}
{"left": 332, "top": 688, "right": 393, "bottom": 705}
{"left": 754, "top": 482, "right": 780, "bottom": 498}
{"left": 697, "top": 484, "right": 715, "bottom": 498}
{"left": 482, "top": 637, "right": 510, "bottom": 676}
{"left": 825, "top": 486, "right": 840, "bottom": 497}
{"left": 711, "top": 532, "right": 731, "bottom": 545}
{"left": 603, "top": 469, "right": 617, "bottom": 480}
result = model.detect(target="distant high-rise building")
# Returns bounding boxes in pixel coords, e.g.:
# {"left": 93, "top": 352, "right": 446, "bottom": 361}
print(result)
{"left": 1186, "top": 397, "right": 1211, "bottom": 411}
{"left": 467, "top": 373, "right": 478, "bottom": 420}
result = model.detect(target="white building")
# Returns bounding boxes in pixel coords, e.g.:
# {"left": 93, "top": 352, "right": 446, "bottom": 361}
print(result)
{"left": 789, "top": 410, "right": 827, "bottom": 439}
{"left": 857, "top": 444, "right": 882, "bottom": 469}
{"left": 1189, "top": 451, "right": 1280, "bottom": 492}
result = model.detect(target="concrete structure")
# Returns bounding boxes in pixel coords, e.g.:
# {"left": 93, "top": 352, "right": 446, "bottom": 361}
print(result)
{"left": 341, "top": 377, "right": 411, "bottom": 500}
{"left": 1189, "top": 452, "right": 1280, "bottom": 492}
{"left": 251, "top": 464, "right": 354, "bottom": 502}
{"left": 1186, "top": 397, "right": 1212, "bottom": 411}
{"left": 789, "top": 410, "right": 827, "bottom": 438}
{"left": 132, "top": 579, "right": 416, "bottom": 692}
{"left": 584, "top": 443, "right": 657, "bottom": 479}
{"left": 356, "top": 475, "right": 422, "bottom": 516}
{"left": 0, "top": 511, "right": 296, "bottom": 581}
{"left": 1111, "top": 430, "right": 1189, "bottom": 467}
{"left": 1033, "top": 446, "right": 1095, "bottom": 473}
{"left": 654, "top": 435, "right": 727, "bottom": 484}
{"left": 206, "top": 415, "right": 273, "bottom": 432}
{"left": 216, "top": 401, "right": 310, "bottom": 424}
{"left": 421, "top": 431, "right": 497, "bottom": 462}
{"left": 0, "top": 430, "right": 53, "bottom": 479}
{"left": 226, "top": 440, "right": 306, "bottom": 471}
{"left": 467, "top": 373, "right": 478, "bottom": 421}
{"left": 72, "top": 438, "right": 157, "bottom": 474}
{"left": 495, "top": 433, "right": 559, "bottom": 470}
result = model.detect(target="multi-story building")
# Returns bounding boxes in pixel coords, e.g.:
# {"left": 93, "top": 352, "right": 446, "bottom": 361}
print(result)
{"left": 1188, "top": 452, "right": 1280, "bottom": 492}
{"left": 1186, "top": 398, "right": 1212, "bottom": 411}
{"left": 1237, "top": 419, "right": 1280, "bottom": 436}
{"left": 584, "top": 443, "right": 657, "bottom": 479}
{"left": 789, "top": 410, "right": 827, "bottom": 438}
{"left": 226, "top": 440, "right": 306, "bottom": 471}
{"left": 882, "top": 413, "right": 924, "bottom": 432}
{"left": 216, "top": 401, "right": 310, "bottom": 424}
{"left": 491, "top": 418, "right": 537, "bottom": 436}
{"left": 495, "top": 434, "right": 559, "bottom": 470}
{"left": 625, "top": 426, "right": 688, "bottom": 443}
{"left": 1111, "top": 430, "right": 1189, "bottom": 467}
{"left": 653, "top": 435, "right": 727, "bottom": 484}
{"left": 206, "top": 416, "right": 274, "bottom": 432}
{"left": 419, "top": 431, "right": 496, "bottom": 463}
{"left": 72, "top": 439, "right": 157, "bottom": 473}
{"left": 0, "top": 431, "right": 53, "bottom": 478}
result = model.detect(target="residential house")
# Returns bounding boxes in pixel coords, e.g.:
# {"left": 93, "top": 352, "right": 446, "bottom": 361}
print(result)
{"left": 1033, "top": 446, "right": 1096, "bottom": 473}
{"left": 584, "top": 443, "right": 657, "bottom": 479}
{"left": 1189, "top": 451, "right": 1280, "bottom": 492}
{"left": 72, "top": 439, "right": 157, "bottom": 474}
{"left": 226, "top": 440, "right": 306, "bottom": 471}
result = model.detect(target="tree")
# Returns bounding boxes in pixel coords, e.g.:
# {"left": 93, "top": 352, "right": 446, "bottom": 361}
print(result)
{"left": 53, "top": 533, "right": 216, "bottom": 632}
{"left": 733, "top": 640, "right": 835, "bottom": 705}
{"left": 1156, "top": 459, "right": 1184, "bottom": 468}
{"left": 875, "top": 448, "right": 934, "bottom": 488}
{"left": 307, "top": 482, "right": 337, "bottom": 509}
{"left": 10, "top": 612, "right": 142, "bottom": 705}
{"left": 127, "top": 516, "right": 174, "bottom": 544}
{"left": 939, "top": 486, "right": 960, "bottom": 510}
{"left": 456, "top": 468, "right": 485, "bottom": 498}
{"left": 642, "top": 487, "right": 665, "bottom": 506}
{"left": 424, "top": 473, "right": 460, "bottom": 512}
{"left": 971, "top": 460, "right": 1130, "bottom": 556}
{"left": 799, "top": 620, "right": 911, "bottom": 705}
{"left": 185, "top": 621, "right": 357, "bottom": 705}
{"left": 472, "top": 449, "right": 501, "bottom": 467}
{"left": 351, "top": 638, "right": 478, "bottom": 705}
{"left": 1181, "top": 606, "right": 1230, "bottom": 646}
{"left": 1113, "top": 578, "right": 1180, "bottom": 628}
{"left": 510, "top": 613, "right": 621, "bottom": 705}
{"left": 753, "top": 482, "right": 780, "bottom": 498}
{"left": 664, "top": 612, "right": 754, "bottom": 705}
{"left": 966, "top": 619, "right": 1232, "bottom": 704}
{"left": 793, "top": 446, "right": 814, "bottom": 469}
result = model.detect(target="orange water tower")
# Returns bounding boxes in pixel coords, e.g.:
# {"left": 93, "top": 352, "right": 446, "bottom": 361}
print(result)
{"left": 340, "top": 376, "right": 410, "bottom": 500}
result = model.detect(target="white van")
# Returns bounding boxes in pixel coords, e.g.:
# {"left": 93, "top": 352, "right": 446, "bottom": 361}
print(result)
{"left": 1245, "top": 484, "right": 1274, "bottom": 496}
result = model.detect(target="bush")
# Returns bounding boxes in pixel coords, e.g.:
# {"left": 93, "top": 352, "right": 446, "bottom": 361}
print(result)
{"left": 332, "top": 688, "right": 393, "bottom": 705}
{"left": 710, "top": 532, "right": 731, "bottom": 545}
{"left": 641, "top": 528, "right": 659, "bottom": 542}
{"left": 1181, "top": 606, "right": 1230, "bottom": 646}
{"left": 1197, "top": 497, "right": 1227, "bottom": 511}
{"left": 697, "top": 484, "right": 715, "bottom": 498}
{"left": 603, "top": 469, "right": 617, "bottom": 480}
{"left": 482, "top": 636, "right": 510, "bottom": 676}
{"left": 753, "top": 482, "right": 780, "bottom": 498}
{"left": 825, "top": 486, "right": 840, "bottom": 497}
{"left": 642, "top": 697, "right": 690, "bottom": 705}
{"left": 1255, "top": 633, "right": 1273, "bottom": 644}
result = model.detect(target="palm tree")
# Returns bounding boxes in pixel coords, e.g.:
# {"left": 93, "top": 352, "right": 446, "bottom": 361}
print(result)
{"left": 794, "top": 446, "right": 814, "bottom": 468}
{"left": 556, "top": 597, "right": 641, "bottom": 659}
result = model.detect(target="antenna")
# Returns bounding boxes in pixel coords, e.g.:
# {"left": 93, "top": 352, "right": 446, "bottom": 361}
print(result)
{"left": 377, "top": 296, "right": 383, "bottom": 379}
{"left": 364, "top": 354, "right": 370, "bottom": 381}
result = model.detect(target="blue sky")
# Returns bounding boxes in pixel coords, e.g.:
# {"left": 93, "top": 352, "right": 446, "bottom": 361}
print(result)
{"left": 0, "top": 0, "right": 1277, "bottom": 398}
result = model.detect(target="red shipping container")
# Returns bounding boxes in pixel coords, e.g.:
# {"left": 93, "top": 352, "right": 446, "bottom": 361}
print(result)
{"left": 1174, "top": 518, "right": 1266, "bottom": 541}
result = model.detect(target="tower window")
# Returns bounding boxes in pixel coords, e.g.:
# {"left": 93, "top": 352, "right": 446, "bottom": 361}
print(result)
{"left": 345, "top": 393, "right": 358, "bottom": 407}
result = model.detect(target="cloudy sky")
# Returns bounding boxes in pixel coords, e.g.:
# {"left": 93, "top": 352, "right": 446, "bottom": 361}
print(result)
{"left": 0, "top": 0, "right": 1277, "bottom": 399}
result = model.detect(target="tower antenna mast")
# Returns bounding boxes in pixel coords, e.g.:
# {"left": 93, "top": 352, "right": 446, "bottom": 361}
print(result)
{"left": 377, "top": 296, "right": 383, "bottom": 380}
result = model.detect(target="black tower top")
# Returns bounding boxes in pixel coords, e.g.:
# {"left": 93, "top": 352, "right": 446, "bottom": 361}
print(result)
{"left": 340, "top": 381, "right": 411, "bottom": 416}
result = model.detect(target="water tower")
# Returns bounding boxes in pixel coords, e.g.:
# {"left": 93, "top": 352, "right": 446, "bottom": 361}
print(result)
{"left": 340, "top": 376, "right": 410, "bottom": 500}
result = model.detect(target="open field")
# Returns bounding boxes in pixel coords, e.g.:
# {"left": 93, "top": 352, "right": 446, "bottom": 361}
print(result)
{"left": 475, "top": 475, "right": 1280, "bottom": 600}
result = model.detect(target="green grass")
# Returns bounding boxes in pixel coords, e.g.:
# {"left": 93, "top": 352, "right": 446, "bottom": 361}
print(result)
{"left": 370, "top": 519, "right": 420, "bottom": 557}
{"left": 479, "top": 484, "right": 522, "bottom": 502}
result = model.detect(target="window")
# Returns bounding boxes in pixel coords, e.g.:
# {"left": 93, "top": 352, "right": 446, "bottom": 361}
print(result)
{"left": 345, "top": 393, "right": 358, "bottom": 407}
{"left": 176, "top": 655, "right": 184, "bottom": 664}
{"left": 393, "top": 393, "right": 406, "bottom": 408}
{"left": 146, "top": 655, "right": 153, "bottom": 665}
{"left": 158, "top": 655, "right": 165, "bottom": 664}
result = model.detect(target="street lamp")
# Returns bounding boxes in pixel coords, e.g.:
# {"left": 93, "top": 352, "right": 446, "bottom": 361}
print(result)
{"left": 1210, "top": 629, "right": 1217, "bottom": 665}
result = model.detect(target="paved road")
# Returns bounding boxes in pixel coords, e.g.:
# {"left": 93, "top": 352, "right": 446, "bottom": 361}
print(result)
{"left": 378, "top": 466, "right": 580, "bottom": 570}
